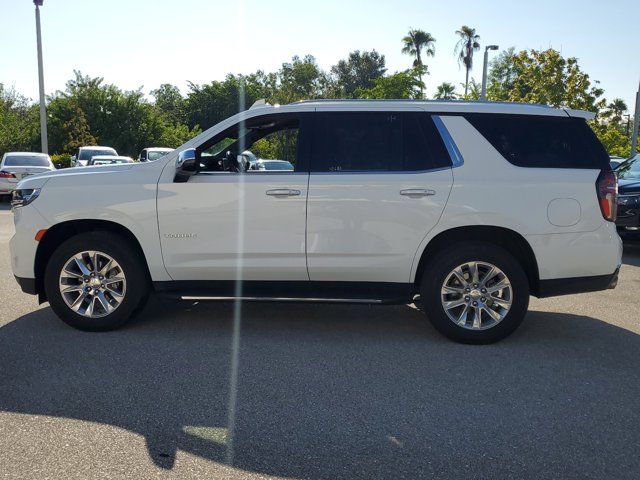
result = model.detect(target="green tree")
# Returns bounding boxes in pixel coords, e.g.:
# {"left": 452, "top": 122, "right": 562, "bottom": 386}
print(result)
{"left": 487, "top": 49, "right": 605, "bottom": 112}
{"left": 0, "top": 84, "right": 40, "bottom": 155}
{"left": 433, "top": 82, "right": 457, "bottom": 100}
{"left": 486, "top": 47, "right": 519, "bottom": 100}
{"left": 455, "top": 26, "right": 480, "bottom": 97}
{"left": 401, "top": 29, "right": 436, "bottom": 95}
{"left": 330, "top": 50, "right": 387, "bottom": 98}
{"left": 46, "top": 71, "right": 198, "bottom": 155}
{"left": 61, "top": 104, "right": 96, "bottom": 152}
{"left": 272, "top": 55, "right": 330, "bottom": 104}
{"left": 185, "top": 73, "right": 271, "bottom": 131}
{"left": 460, "top": 78, "right": 481, "bottom": 100}
{"left": 151, "top": 84, "right": 186, "bottom": 124}
{"left": 356, "top": 68, "right": 424, "bottom": 99}
{"left": 592, "top": 121, "right": 631, "bottom": 157}
{"left": 159, "top": 122, "right": 202, "bottom": 148}
{"left": 519, "top": 50, "right": 604, "bottom": 111}
{"left": 605, "top": 98, "right": 628, "bottom": 124}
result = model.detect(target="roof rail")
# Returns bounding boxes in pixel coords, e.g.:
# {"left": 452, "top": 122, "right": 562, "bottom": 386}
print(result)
{"left": 291, "top": 98, "right": 556, "bottom": 108}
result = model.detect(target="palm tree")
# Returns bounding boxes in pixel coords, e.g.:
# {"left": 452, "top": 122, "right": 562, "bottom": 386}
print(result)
{"left": 434, "top": 82, "right": 457, "bottom": 100}
{"left": 402, "top": 29, "right": 436, "bottom": 94}
{"left": 454, "top": 26, "right": 480, "bottom": 97}
{"left": 608, "top": 98, "right": 628, "bottom": 124}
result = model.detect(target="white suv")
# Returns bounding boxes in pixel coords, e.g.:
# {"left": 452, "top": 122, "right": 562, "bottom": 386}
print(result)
{"left": 9, "top": 101, "right": 622, "bottom": 343}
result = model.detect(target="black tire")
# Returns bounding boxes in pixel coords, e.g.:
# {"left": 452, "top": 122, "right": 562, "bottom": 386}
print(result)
{"left": 419, "top": 242, "right": 529, "bottom": 344}
{"left": 44, "top": 231, "right": 150, "bottom": 331}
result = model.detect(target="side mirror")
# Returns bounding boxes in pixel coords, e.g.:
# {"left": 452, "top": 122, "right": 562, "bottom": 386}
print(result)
{"left": 174, "top": 148, "right": 198, "bottom": 183}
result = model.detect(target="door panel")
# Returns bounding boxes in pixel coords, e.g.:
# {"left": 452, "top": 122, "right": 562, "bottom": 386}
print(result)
{"left": 158, "top": 172, "right": 309, "bottom": 281}
{"left": 306, "top": 169, "right": 453, "bottom": 282}
{"left": 306, "top": 110, "right": 454, "bottom": 283}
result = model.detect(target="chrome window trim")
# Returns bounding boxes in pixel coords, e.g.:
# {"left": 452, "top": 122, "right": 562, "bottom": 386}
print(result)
{"left": 432, "top": 115, "right": 464, "bottom": 168}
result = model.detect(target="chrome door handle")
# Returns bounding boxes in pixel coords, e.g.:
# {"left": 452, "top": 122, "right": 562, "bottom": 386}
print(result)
{"left": 266, "top": 189, "right": 301, "bottom": 197}
{"left": 400, "top": 188, "right": 436, "bottom": 198}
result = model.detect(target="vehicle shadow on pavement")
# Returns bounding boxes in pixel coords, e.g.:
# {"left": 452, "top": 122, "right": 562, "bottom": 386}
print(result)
{"left": 1, "top": 299, "right": 640, "bottom": 479}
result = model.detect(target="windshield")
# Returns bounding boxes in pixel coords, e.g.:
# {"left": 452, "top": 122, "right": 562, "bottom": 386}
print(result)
{"left": 148, "top": 150, "right": 170, "bottom": 161}
{"left": 79, "top": 149, "right": 116, "bottom": 160}
{"left": 617, "top": 158, "right": 640, "bottom": 180}
{"left": 3, "top": 155, "right": 50, "bottom": 167}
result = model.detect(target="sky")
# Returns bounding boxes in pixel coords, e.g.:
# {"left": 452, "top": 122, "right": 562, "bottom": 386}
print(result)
{"left": 0, "top": 0, "right": 638, "bottom": 111}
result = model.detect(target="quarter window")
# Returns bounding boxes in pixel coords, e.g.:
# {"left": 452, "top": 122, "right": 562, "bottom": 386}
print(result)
{"left": 466, "top": 114, "right": 610, "bottom": 169}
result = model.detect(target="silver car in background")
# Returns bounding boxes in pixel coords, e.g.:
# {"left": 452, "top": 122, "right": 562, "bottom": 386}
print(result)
{"left": 138, "top": 147, "right": 173, "bottom": 162}
{"left": 87, "top": 155, "right": 135, "bottom": 166}
{"left": 0, "top": 152, "right": 55, "bottom": 199}
{"left": 72, "top": 146, "right": 118, "bottom": 167}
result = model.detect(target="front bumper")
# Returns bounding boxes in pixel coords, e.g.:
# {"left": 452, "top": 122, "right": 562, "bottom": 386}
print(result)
{"left": 616, "top": 195, "right": 640, "bottom": 231}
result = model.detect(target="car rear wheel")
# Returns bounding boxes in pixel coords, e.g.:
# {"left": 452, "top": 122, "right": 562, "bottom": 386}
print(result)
{"left": 44, "top": 232, "right": 149, "bottom": 331}
{"left": 420, "top": 242, "right": 529, "bottom": 344}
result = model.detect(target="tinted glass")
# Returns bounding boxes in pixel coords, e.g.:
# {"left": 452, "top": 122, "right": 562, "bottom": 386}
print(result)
{"left": 4, "top": 155, "right": 50, "bottom": 167}
{"left": 79, "top": 149, "right": 116, "bottom": 160}
{"left": 198, "top": 113, "right": 308, "bottom": 173}
{"left": 312, "top": 112, "right": 452, "bottom": 172}
{"left": 617, "top": 158, "right": 640, "bottom": 180}
{"left": 148, "top": 150, "right": 170, "bottom": 161}
{"left": 466, "top": 114, "right": 610, "bottom": 169}
{"left": 250, "top": 129, "right": 299, "bottom": 165}
{"left": 260, "top": 161, "right": 294, "bottom": 171}
{"left": 313, "top": 112, "right": 400, "bottom": 172}
{"left": 403, "top": 113, "right": 452, "bottom": 171}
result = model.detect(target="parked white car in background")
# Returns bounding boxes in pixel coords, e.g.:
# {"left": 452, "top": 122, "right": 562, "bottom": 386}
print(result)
{"left": 9, "top": 100, "right": 622, "bottom": 343}
{"left": 138, "top": 147, "right": 173, "bottom": 162}
{"left": 86, "top": 155, "right": 134, "bottom": 166}
{"left": 72, "top": 146, "right": 118, "bottom": 167}
{"left": 0, "top": 152, "right": 55, "bottom": 199}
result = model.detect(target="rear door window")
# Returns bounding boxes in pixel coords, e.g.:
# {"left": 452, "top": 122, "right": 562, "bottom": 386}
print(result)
{"left": 311, "top": 112, "right": 451, "bottom": 172}
{"left": 466, "top": 114, "right": 610, "bottom": 169}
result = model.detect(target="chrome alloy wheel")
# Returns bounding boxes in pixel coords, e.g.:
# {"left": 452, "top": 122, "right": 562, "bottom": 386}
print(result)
{"left": 440, "top": 261, "right": 512, "bottom": 330}
{"left": 58, "top": 251, "right": 126, "bottom": 318}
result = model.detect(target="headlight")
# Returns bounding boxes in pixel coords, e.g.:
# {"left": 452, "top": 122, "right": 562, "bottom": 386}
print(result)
{"left": 11, "top": 188, "right": 41, "bottom": 208}
{"left": 618, "top": 194, "right": 640, "bottom": 206}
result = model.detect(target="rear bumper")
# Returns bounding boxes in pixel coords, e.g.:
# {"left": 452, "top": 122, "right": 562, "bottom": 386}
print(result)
{"left": 0, "top": 180, "right": 17, "bottom": 194}
{"left": 535, "top": 268, "right": 619, "bottom": 298}
{"left": 14, "top": 276, "right": 38, "bottom": 295}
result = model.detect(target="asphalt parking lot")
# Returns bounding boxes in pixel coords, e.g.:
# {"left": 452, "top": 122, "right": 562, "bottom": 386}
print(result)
{"left": 1, "top": 201, "right": 639, "bottom": 480}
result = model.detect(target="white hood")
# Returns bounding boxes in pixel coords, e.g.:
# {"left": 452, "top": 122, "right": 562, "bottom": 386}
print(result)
{"left": 16, "top": 163, "right": 135, "bottom": 190}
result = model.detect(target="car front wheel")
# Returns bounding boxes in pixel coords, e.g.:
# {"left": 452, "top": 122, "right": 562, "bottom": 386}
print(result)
{"left": 44, "top": 232, "right": 149, "bottom": 331}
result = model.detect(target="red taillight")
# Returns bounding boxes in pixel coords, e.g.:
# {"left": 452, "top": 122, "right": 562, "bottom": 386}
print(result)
{"left": 596, "top": 169, "right": 617, "bottom": 222}
{"left": 0, "top": 170, "right": 16, "bottom": 179}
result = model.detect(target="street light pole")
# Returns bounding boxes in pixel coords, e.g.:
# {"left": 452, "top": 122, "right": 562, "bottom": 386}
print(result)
{"left": 481, "top": 45, "right": 499, "bottom": 101}
{"left": 631, "top": 79, "right": 640, "bottom": 158}
{"left": 34, "top": 0, "right": 48, "bottom": 154}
